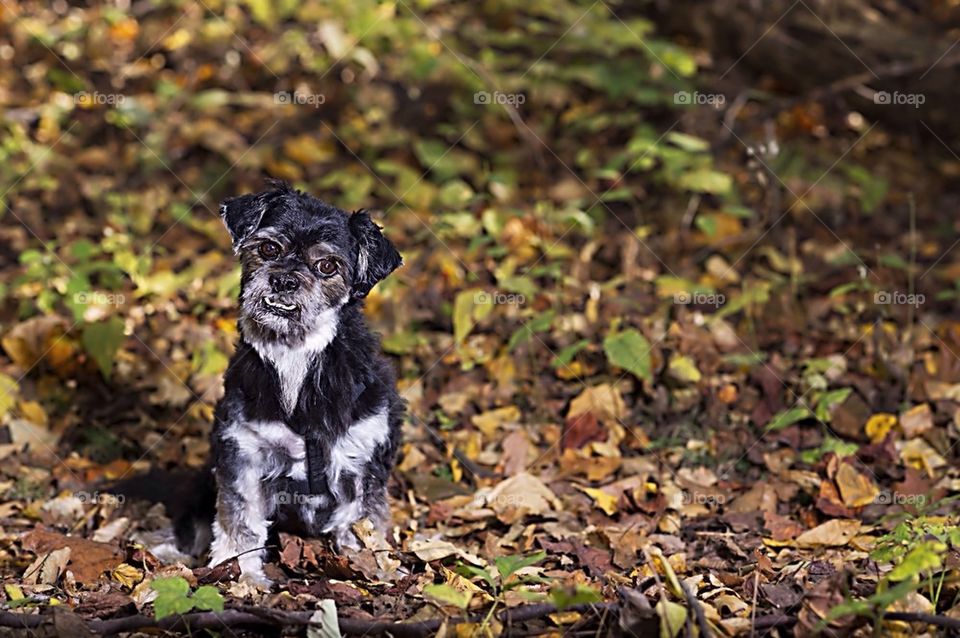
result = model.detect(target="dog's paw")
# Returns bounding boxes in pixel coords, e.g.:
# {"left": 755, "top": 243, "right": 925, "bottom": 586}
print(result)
{"left": 334, "top": 528, "right": 362, "bottom": 551}
{"left": 238, "top": 569, "right": 273, "bottom": 589}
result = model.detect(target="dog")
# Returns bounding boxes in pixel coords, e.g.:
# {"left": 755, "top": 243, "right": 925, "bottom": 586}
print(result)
{"left": 204, "top": 181, "right": 404, "bottom": 585}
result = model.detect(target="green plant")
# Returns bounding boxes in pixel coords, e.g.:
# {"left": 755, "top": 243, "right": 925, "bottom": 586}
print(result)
{"left": 424, "top": 551, "right": 600, "bottom": 633}
{"left": 151, "top": 576, "right": 224, "bottom": 620}
{"left": 824, "top": 512, "right": 960, "bottom": 628}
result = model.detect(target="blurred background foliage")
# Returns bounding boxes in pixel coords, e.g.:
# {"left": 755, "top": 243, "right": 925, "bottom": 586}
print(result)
{"left": 0, "top": 0, "right": 742, "bottom": 402}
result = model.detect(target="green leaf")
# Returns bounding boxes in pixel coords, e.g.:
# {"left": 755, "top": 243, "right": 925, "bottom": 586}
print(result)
{"left": 765, "top": 406, "right": 812, "bottom": 432}
{"left": 603, "top": 329, "right": 652, "bottom": 382}
{"left": 456, "top": 563, "right": 497, "bottom": 590}
{"left": 453, "top": 290, "right": 482, "bottom": 344}
{"left": 887, "top": 541, "right": 945, "bottom": 581}
{"left": 665, "top": 132, "right": 710, "bottom": 152}
{"left": 551, "top": 340, "right": 590, "bottom": 368}
{"left": 82, "top": 316, "right": 125, "bottom": 378}
{"left": 549, "top": 585, "right": 602, "bottom": 611}
{"left": 423, "top": 583, "right": 473, "bottom": 610}
{"left": 678, "top": 169, "right": 732, "bottom": 195}
{"left": 656, "top": 598, "right": 687, "bottom": 638}
{"left": 150, "top": 577, "right": 189, "bottom": 597}
{"left": 191, "top": 585, "right": 224, "bottom": 612}
{"left": 815, "top": 388, "right": 852, "bottom": 422}
{"left": 151, "top": 577, "right": 193, "bottom": 620}
{"left": 495, "top": 551, "right": 546, "bottom": 583}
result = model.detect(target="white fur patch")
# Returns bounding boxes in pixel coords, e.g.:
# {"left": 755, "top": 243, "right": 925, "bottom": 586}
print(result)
{"left": 327, "top": 407, "right": 390, "bottom": 500}
{"left": 224, "top": 420, "right": 306, "bottom": 480}
{"left": 250, "top": 309, "right": 340, "bottom": 415}
{"left": 208, "top": 456, "right": 271, "bottom": 583}
{"left": 320, "top": 407, "right": 389, "bottom": 541}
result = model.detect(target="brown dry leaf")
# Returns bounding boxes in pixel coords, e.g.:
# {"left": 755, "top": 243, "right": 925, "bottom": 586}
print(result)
{"left": 562, "top": 411, "right": 605, "bottom": 450}
{"left": 816, "top": 480, "right": 856, "bottom": 518}
{"left": 763, "top": 511, "right": 804, "bottom": 541}
{"left": 486, "top": 472, "right": 561, "bottom": 524}
{"left": 729, "top": 483, "right": 777, "bottom": 514}
{"left": 793, "top": 519, "right": 862, "bottom": 549}
{"left": 835, "top": 463, "right": 880, "bottom": 508}
{"left": 925, "top": 380, "right": 960, "bottom": 402}
{"left": 567, "top": 384, "right": 625, "bottom": 426}
{"left": 408, "top": 539, "right": 485, "bottom": 566}
{"left": 501, "top": 430, "right": 529, "bottom": 476}
{"left": 21, "top": 528, "right": 122, "bottom": 584}
{"left": 352, "top": 518, "right": 401, "bottom": 577}
{"left": 899, "top": 404, "right": 933, "bottom": 438}
{"left": 23, "top": 547, "right": 71, "bottom": 585}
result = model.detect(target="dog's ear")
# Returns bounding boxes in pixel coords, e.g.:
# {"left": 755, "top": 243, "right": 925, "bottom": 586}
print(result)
{"left": 349, "top": 210, "right": 402, "bottom": 298}
{"left": 220, "top": 192, "right": 268, "bottom": 251}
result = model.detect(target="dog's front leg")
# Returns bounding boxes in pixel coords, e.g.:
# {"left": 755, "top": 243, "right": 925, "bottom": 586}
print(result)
{"left": 208, "top": 462, "right": 271, "bottom": 586}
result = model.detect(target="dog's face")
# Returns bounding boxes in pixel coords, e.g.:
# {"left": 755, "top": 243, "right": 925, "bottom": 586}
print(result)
{"left": 220, "top": 183, "right": 402, "bottom": 344}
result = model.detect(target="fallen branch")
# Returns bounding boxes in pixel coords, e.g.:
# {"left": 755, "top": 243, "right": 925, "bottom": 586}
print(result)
{"left": 0, "top": 601, "right": 616, "bottom": 637}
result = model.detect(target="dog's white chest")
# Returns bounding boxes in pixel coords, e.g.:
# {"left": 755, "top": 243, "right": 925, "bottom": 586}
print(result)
{"left": 251, "top": 313, "right": 339, "bottom": 415}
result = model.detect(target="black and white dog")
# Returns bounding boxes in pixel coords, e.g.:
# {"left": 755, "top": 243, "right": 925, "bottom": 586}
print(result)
{"left": 207, "top": 182, "right": 404, "bottom": 584}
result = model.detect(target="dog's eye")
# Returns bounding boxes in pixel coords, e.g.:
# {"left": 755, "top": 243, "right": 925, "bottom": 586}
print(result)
{"left": 258, "top": 241, "right": 281, "bottom": 259}
{"left": 316, "top": 257, "right": 338, "bottom": 277}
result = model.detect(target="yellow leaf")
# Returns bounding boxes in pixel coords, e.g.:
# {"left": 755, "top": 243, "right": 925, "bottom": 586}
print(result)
{"left": 835, "top": 463, "right": 879, "bottom": 508}
{"left": 667, "top": 354, "right": 701, "bottom": 384}
{"left": 112, "top": 563, "right": 143, "bottom": 589}
{"left": 4, "top": 584, "right": 24, "bottom": 601}
{"left": 471, "top": 406, "right": 520, "bottom": 438}
{"left": 0, "top": 374, "right": 18, "bottom": 417}
{"left": 576, "top": 486, "right": 618, "bottom": 515}
{"left": 865, "top": 413, "right": 896, "bottom": 443}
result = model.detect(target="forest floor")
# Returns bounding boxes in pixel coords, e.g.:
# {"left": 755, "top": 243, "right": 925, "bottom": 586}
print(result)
{"left": 2, "top": 1, "right": 960, "bottom": 636}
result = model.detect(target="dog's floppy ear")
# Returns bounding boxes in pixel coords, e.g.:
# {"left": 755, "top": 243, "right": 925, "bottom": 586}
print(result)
{"left": 349, "top": 210, "right": 402, "bottom": 298}
{"left": 220, "top": 192, "right": 268, "bottom": 251}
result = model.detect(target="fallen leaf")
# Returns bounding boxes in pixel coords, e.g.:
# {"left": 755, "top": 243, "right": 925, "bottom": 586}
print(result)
{"left": 486, "top": 472, "right": 561, "bottom": 523}
{"left": 23, "top": 547, "right": 71, "bottom": 585}
{"left": 865, "top": 413, "right": 896, "bottom": 443}
{"left": 22, "top": 528, "right": 123, "bottom": 584}
{"left": 835, "top": 463, "right": 880, "bottom": 508}
{"left": 897, "top": 438, "right": 948, "bottom": 477}
{"left": 575, "top": 486, "right": 618, "bottom": 515}
{"left": 793, "top": 519, "right": 861, "bottom": 549}
{"left": 899, "top": 404, "right": 933, "bottom": 438}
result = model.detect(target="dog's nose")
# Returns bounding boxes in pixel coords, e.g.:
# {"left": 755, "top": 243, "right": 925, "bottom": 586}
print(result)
{"left": 269, "top": 272, "right": 300, "bottom": 293}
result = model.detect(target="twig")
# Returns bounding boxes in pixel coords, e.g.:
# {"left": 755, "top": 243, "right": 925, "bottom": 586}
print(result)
{"left": 0, "top": 601, "right": 617, "bottom": 637}
{"left": 679, "top": 579, "right": 713, "bottom": 638}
